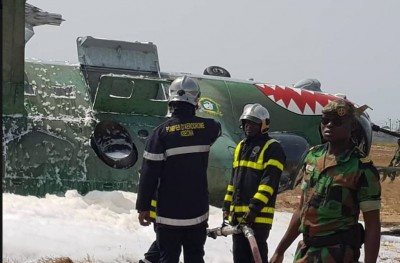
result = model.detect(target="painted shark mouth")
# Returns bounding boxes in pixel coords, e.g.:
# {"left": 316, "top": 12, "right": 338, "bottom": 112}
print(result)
{"left": 256, "top": 84, "right": 338, "bottom": 115}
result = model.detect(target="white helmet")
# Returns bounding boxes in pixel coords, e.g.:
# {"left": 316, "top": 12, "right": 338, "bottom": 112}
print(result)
{"left": 168, "top": 76, "right": 201, "bottom": 106}
{"left": 240, "top": 103, "right": 270, "bottom": 133}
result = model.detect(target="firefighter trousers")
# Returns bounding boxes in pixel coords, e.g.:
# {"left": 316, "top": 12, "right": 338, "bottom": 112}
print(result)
{"left": 156, "top": 225, "right": 207, "bottom": 263}
{"left": 232, "top": 226, "right": 270, "bottom": 263}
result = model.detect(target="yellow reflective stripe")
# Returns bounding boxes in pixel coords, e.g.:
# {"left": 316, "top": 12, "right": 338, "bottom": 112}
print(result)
{"left": 254, "top": 217, "right": 273, "bottom": 224}
{"left": 235, "top": 159, "right": 284, "bottom": 171}
{"left": 233, "top": 139, "right": 281, "bottom": 170}
{"left": 237, "top": 160, "right": 264, "bottom": 170}
{"left": 257, "top": 139, "right": 277, "bottom": 163}
{"left": 224, "top": 195, "right": 233, "bottom": 202}
{"left": 253, "top": 192, "right": 269, "bottom": 204}
{"left": 233, "top": 141, "right": 244, "bottom": 168}
{"left": 230, "top": 205, "right": 274, "bottom": 214}
{"left": 258, "top": 185, "right": 274, "bottom": 195}
{"left": 151, "top": 199, "right": 157, "bottom": 207}
{"left": 150, "top": 211, "right": 156, "bottom": 219}
{"left": 233, "top": 216, "right": 273, "bottom": 225}
{"left": 227, "top": 185, "right": 234, "bottom": 192}
{"left": 263, "top": 159, "right": 284, "bottom": 171}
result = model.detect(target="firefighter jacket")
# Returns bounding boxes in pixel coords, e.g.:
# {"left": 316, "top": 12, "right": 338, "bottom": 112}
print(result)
{"left": 223, "top": 133, "right": 286, "bottom": 228}
{"left": 136, "top": 110, "right": 221, "bottom": 228}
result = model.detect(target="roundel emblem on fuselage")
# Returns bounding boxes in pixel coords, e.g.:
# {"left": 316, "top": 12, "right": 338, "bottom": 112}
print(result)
{"left": 198, "top": 97, "right": 223, "bottom": 116}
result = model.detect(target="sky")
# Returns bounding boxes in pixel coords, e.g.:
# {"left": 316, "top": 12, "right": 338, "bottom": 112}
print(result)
{"left": 3, "top": 190, "right": 400, "bottom": 263}
{"left": 24, "top": 0, "right": 400, "bottom": 130}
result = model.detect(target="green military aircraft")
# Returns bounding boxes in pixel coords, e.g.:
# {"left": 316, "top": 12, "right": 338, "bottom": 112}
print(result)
{"left": 3, "top": 1, "right": 399, "bottom": 205}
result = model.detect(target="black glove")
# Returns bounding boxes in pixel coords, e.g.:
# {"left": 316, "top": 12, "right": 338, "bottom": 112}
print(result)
{"left": 243, "top": 209, "right": 257, "bottom": 224}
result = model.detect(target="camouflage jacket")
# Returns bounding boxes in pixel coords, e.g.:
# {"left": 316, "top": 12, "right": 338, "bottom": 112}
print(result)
{"left": 299, "top": 144, "right": 381, "bottom": 238}
{"left": 391, "top": 147, "right": 400, "bottom": 166}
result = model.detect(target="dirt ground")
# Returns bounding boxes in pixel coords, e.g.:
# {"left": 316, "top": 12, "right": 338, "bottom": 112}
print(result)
{"left": 276, "top": 144, "right": 400, "bottom": 229}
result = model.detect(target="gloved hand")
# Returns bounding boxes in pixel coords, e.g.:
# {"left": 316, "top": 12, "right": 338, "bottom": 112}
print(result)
{"left": 243, "top": 209, "right": 257, "bottom": 224}
{"left": 223, "top": 210, "right": 230, "bottom": 221}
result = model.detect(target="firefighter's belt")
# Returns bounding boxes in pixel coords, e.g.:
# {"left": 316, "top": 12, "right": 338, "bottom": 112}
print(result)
{"left": 303, "top": 223, "right": 364, "bottom": 248}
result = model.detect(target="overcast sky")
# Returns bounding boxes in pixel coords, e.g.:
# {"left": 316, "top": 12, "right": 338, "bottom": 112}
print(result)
{"left": 25, "top": 0, "right": 400, "bottom": 129}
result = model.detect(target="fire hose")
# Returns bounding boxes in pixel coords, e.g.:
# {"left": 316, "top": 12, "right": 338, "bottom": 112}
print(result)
{"left": 207, "top": 224, "right": 262, "bottom": 263}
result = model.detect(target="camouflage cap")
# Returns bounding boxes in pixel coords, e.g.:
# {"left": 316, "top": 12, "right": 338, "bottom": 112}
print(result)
{"left": 322, "top": 98, "right": 356, "bottom": 117}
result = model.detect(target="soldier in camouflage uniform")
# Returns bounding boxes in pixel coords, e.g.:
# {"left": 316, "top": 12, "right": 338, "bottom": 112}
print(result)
{"left": 270, "top": 98, "right": 381, "bottom": 263}
{"left": 388, "top": 138, "right": 400, "bottom": 181}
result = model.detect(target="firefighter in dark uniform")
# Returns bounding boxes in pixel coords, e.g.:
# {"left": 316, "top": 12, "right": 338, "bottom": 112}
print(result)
{"left": 223, "top": 103, "right": 286, "bottom": 263}
{"left": 139, "top": 197, "right": 159, "bottom": 263}
{"left": 136, "top": 76, "right": 221, "bottom": 263}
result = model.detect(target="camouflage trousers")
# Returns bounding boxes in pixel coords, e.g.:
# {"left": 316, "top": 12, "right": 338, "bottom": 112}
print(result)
{"left": 293, "top": 240, "right": 360, "bottom": 263}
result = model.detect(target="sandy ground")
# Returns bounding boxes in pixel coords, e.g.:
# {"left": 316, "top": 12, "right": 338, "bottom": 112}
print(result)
{"left": 276, "top": 144, "right": 400, "bottom": 229}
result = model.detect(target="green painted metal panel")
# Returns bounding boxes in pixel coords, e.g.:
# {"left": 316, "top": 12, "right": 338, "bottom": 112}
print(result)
{"left": 24, "top": 62, "right": 91, "bottom": 117}
{"left": 93, "top": 75, "right": 169, "bottom": 116}
{"left": 2, "top": 0, "right": 26, "bottom": 115}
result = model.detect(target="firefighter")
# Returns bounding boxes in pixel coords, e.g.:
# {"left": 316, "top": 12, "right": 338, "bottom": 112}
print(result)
{"left": 270, "top": 98, "right": 381, "bottom": 263}
{"left": 136, "top": 76, "right": 221, "bottom": 263}
{"left": 223, "top": 103, "right": 286, "bottom": 263}
{"left": 139, "top": 197, "right": 159, "bottom": 263}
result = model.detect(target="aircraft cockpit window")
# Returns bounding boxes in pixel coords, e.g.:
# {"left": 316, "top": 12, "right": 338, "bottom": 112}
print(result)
{"left": 52, "top": 85, "right": 76, "bottom": 99}
{"left": 160, "top": 84, "right": 170, "bottom": 100}
{"left": 90, "top": 120, "right": 138, "bottom": 169}
{"left": 108, "top": 79, "right": 134, "bottom": 99}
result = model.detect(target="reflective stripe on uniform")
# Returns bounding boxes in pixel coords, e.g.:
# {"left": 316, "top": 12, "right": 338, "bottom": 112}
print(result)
{"left": 254, "top": 217, "right": 273, "bottom": 224}
{"left": 258, "top": 184, "right": 274, "bottom": 195}
{"left": 228, "top": 205, "right": 274, "bottom": 225}
{"left": 230, "top": 205, "right": 274, "bottom": 214}
{"left": 156, "top": 211, "right": 209, "bottom": 226}
{"left": 224, "top": 184, "right": 234, "bottom": 202}
{"left": 150, "top": 211, "right": 156, "bottom": 219}
{"left": 264, "top": 159, "right": 284, "bottom": 171}
{"left": 233, "top": 139, "right": 282, "bottom": 171}
{"left": 257, "top": 139, "right": 277, "bottom": 163}
{"left": 165, "top": 145, "right": 211, "bottom": 157}
{"left": 143, "top": 151, "right": 165, "bottom": 161}
{"left": 224, "top": 194, "right": 233, "bottom": 202}
{"left": 254, "top": 192, "right": 269, "bottom": 204}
